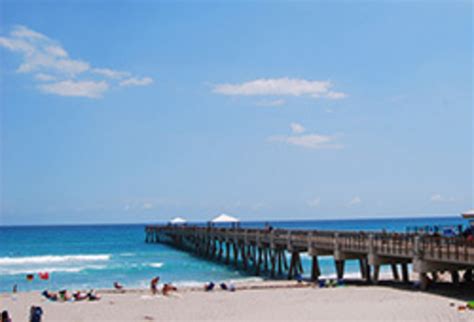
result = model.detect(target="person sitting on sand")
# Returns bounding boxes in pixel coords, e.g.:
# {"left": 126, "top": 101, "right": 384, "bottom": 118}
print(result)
{"left": 219, "top": 282, "right": 228, "bottom": 290}
{"left": 204, "top": 282, "right": 215, "bottom": 291}
{"left": 228, "top": 284, "right": 236, "bottom": 292}
{"left": 41, "top": 290, "right": 58, "bottom": 301}
{"left": 86, "top": 289, "right": 101, "bottom": 301}
{"left": 162, "top": 283, "right": 177, "bottom": 296}
{"left": 1, "top": 310, "right": 12, "bottom": 322}
{"left": 114, "top": 282, "right": 124, "bottom": 291}
{"left": 150, "top": 276, "right": 160, "bottom": 295}
{"left": 73, "top": 291, "right": 88, "bottom": 301}
{"left": 58, "top": 289, "right": 71, "bottom": 301}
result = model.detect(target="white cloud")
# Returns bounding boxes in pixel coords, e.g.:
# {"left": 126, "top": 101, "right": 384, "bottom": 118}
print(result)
{"left": 39, "top": 80, "right": 109, "bottom": 98}
{"left": 92, "top": 68, "right": 130, "bottom": 79}
{"left": 119, "top": 77, "right": 153, "bottom": 87}
{"left": 213, "top": 77, "right": 346, "bottom": 100}
{"left": 255, "top": 99, "right": 286, "bottom": 107}
{"left": 290, "top": 122, "right": 305, "bottom": 134}
{"left": 35, "top": 73, "right": 56, "bottom": 81}
{"left": 0, "top": 37, "right": 35, "bottom": 54}
{"left": 269, "top": 134, "right": 342, "bottom": 149}
{"left": 349, "top": 196, "right": 361, "bottom": 206}
{"left": 430, "top": 194, "right": 456, "bottom": 203}
{"left": 45, "top": 45, "right": 67, "bottom": 57}
{"left": 0, "top": 25, "right": 153, "bottom": 98}
{"left": 11, "top": 25, "right": 48, "bottom": 40}
{"left": 325, "top": 91, "right": 347, "bottom": 99}
{"left": 307, "top": 197, "right": 320, "bottom": 208}
{"left": 269, "top": 124, "right": 343, "bottom": 150}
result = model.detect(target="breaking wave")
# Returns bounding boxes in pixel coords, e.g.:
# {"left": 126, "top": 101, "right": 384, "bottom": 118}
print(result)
{"left": 0, "top": 254, "right": 111, "bottom": 266}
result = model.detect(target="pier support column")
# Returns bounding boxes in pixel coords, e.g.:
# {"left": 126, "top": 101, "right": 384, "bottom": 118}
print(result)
{"left": 233, "top": 243, "right": 239, "bottom": 267}
{"left": 241, "top": 244, "right": 248, "bottom": 270}
{"left": 287, "top": 252, "right": 295, "bottom": 279}
{"left": 401, "top": 263, "right": 410, "bottom": 283}
{"left": 359, "top": 258, "right": 367, "bottom": 279}
{"left": 225, "top": 242, "right": 230, "bottom": 264}
{"left": 297, "top": 253, "right": 303, "bottom": 274}
{"left": 278, "top": 251, "right": 283, "bottom": 275}
{"left": 255, "top": 247, "right": 262, "bottom": 276}
{"left": 335, "top": 260, "right": 345, "bottom": 280}
{"left": 270, "top": 249, "right": 276, "bottom": 278}
{"left": 373, "top": 265, "right": 380, "bottom": 284}
{"left": 288, "top": 252, "right": 301, "bottom": 279}
{"left": 464, "top": 269, "right": 473, "bottom": 282}
{"left": 282, "top": 251, "right": 288, "bottom": 270}
{"left": 263, "top": 248, "right": 269, "bottom": 272}
{"left": 451, "top": 271, "right": 460, "bottom": 286}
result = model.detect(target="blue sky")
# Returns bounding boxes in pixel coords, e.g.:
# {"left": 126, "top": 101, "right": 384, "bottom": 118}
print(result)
{"left": 0, "top": 1, "right": 472, "bottom": 225}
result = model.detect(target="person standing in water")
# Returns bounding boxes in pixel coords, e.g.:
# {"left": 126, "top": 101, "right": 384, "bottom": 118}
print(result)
{"left": 150, "top": 276, "right": 160, "bottom": 295}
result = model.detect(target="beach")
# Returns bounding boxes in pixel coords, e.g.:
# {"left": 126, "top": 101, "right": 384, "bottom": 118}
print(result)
{"left": 1, "top": 281, "right": 473, "bottom": 322}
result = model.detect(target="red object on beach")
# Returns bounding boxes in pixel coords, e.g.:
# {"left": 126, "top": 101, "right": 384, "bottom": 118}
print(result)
{"left": 39, "top": 272, "right": 49, "bottom": 280}
{"left": 26, "top": 274, "right": 34, "bottom": 281}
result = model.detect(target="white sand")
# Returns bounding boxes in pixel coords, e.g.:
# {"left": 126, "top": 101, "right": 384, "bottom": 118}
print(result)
{"left": 1, "top": 283, "right": 472, "bottom": 321}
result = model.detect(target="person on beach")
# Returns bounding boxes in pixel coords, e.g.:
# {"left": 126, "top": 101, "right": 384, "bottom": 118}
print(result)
{"left": 162, "top": 283, "right": 177, "bottom": 296}
{"left": 150, "top": 276, "right": 160, "bottom": 295}
{"left": 41, "top": 290, "right": 58, "bottom": 301}
{"left": 72, "top": 291, "right": 88, "bottom": 301}
{"left": 12, "top": 284, "right": 17, "bottom": 294}
{"left": 29, "top": 306, "right": 43, "bottom": 322}
{"left": 114, "top": 282, "right": 124, "bottom": 291}
{"left": 86, "top": 290, "right": 101, "bottom": 301}
{"left": 58, "top": 290, "right": 72, "bottom": 301}
{"left": 204, "top": 282, "right": 215, "bottom": 291}
{"left": 219, "top": 282, "right": 228, "bottom": 290}
{"left": 1, "top": 310, "right": 12, "bottom": 322}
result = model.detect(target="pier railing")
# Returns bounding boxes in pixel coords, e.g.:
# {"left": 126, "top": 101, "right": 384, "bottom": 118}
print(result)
{"left": 146, "top": 225, "right": 474, "bottom": 266}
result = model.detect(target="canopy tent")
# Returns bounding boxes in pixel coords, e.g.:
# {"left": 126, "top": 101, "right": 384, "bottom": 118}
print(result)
{"left": 210, "top": 213, "right": 240, "bottom": 224}
{"left": 169, "top": 217, "right": 187, "bottom": 225}
{"left": 462, "top": 209, "right": 474, "bottom": 218}
{"left": 462, "top": 210, "right": 474, "bottom": 228}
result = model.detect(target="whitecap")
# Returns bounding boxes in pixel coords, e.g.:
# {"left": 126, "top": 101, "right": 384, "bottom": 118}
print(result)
{"left": 0, "top": 264, "right": 107, "bottom": 276}
{"left": 0, "top": 254, "right": 111, "bottom": 265}
{"left": 149, "top": 262, "right": 164, "bottom": 268}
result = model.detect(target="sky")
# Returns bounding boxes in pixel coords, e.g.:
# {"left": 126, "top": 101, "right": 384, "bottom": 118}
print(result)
{"left": 0, "top": 1, "right": 472, "bottom": 225}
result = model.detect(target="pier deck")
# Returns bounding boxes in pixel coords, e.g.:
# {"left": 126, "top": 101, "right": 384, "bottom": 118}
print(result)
{"left": 145, "top": 225, "right": 474, "bottom": 290}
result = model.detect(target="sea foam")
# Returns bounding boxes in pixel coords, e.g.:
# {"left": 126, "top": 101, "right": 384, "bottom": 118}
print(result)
{"left": 0, "top": 254, "right": 111, "bottom": 265}
{"left": 0, "top": 265, "right": 107, "bottom": 276}
{"left": 149, "top": 262, "right": 164, "bottom": 268}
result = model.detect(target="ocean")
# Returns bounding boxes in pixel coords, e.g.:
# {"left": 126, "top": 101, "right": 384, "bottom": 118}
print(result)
{"left": 0, "top": 216, "right": 467, "bottom": 293}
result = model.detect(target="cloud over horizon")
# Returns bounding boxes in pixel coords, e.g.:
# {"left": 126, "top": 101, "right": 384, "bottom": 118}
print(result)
{"left": 0, "top": 25, "right": 153, "bottom": 98}
{"left": 269, "top": 123, "right": 343, "bottom": 150}
{"left": 213, "top": 77, "right": 347, "bottom": 100}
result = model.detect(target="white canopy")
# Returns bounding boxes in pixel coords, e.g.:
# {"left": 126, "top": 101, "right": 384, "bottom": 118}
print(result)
{"left": 210, "top": 213, "right": 240, "bottom": 223}
{"left": 462, "top": 209, "right": 474, "bottom": 218}
{"left": 169, "top": 217, "right": 187, "bottom": 224}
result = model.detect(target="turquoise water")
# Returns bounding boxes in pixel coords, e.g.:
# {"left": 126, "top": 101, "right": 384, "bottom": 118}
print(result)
{"left": 0, "top": 216, "right": 466, "bottom": 293}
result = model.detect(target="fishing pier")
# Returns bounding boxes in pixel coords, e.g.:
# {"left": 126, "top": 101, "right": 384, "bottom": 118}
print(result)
{"left": 145, "top": 225, "right": 474, "bottom": 290}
